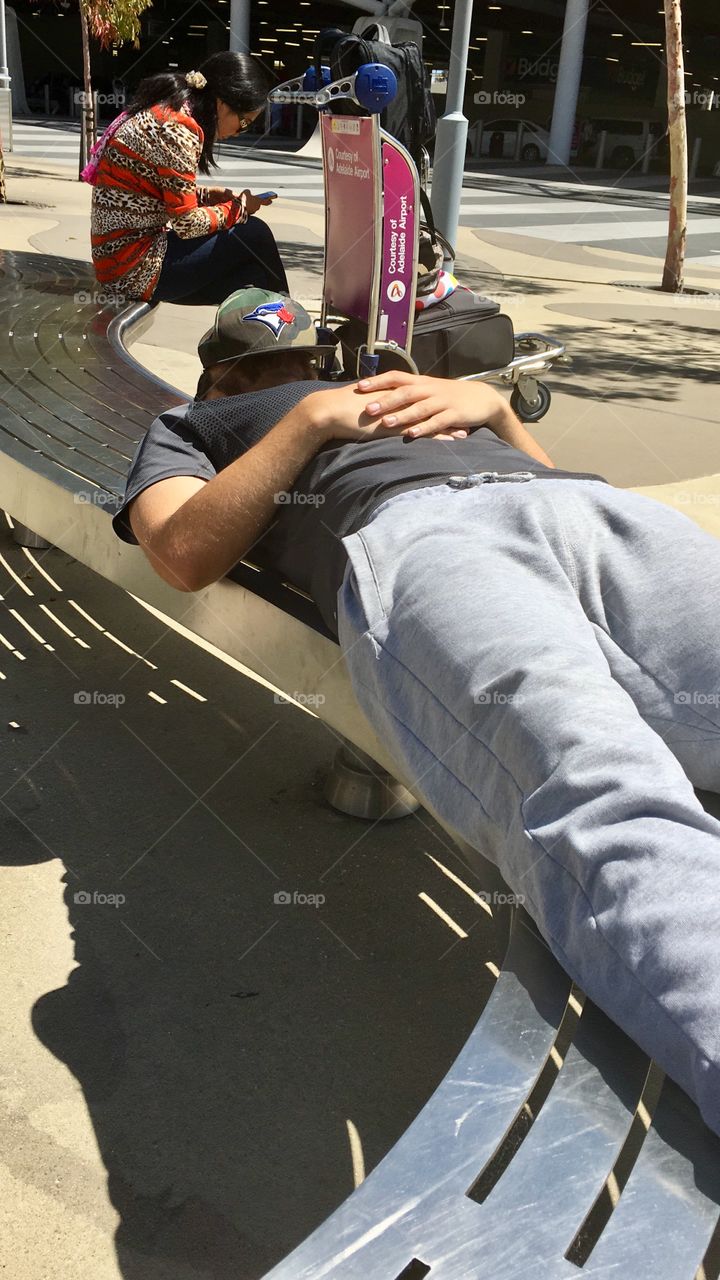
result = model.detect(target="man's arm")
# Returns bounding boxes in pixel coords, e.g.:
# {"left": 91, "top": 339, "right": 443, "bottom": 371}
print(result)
{"left": 478, "top": 397, "right": 555, "bottom": 469}
{"left": 129, "top": 395, "right": 328, "bottom": 593}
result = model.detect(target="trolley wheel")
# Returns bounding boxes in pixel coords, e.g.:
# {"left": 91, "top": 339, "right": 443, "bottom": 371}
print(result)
{"left": 521, "top": 142, "right": 542, "bottom": 163}
{"left": 511, "top": 382, "right": 551, "bottom": 422}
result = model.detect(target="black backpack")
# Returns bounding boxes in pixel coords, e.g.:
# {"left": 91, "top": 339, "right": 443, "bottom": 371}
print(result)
{"left": 314, "top": 24, "right": 436, "bottom": 167}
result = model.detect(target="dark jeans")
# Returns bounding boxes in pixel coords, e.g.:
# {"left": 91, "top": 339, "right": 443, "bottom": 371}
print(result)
{"left": 153, "top": 218, "right": 289, "bottom": 305}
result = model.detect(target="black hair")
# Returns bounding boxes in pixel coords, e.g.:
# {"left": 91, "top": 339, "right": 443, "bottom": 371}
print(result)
{"left": 128, "top": 52, "right": 273, "bottom": 174}
{"left": 195, "top": 351, "right": 320, "bottom": 401}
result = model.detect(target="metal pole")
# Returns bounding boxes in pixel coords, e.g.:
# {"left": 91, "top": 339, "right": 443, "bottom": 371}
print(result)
{"left": 229, "top": 0, "right": 251, "bottom": 54}
{"left": 547, "top": 0, "right": 590, "bottom": 167}
{"left": 431, "top": 0, "right": 473, "bottom": 266}
{"left": 0, "top": 0, "right": 10, "bottom": 90}
{"left": 0, "top": 0, "right": 12, "bottom": 152}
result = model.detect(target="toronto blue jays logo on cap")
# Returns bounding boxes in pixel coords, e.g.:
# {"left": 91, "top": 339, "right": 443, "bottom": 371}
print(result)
{"left": 244, "top": 300, "right": 296, "bottom": 339}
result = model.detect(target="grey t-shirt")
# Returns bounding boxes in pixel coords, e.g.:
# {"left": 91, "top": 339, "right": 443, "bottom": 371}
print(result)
{"left": 113, "top": 382, "right": 605, "bottom": 637}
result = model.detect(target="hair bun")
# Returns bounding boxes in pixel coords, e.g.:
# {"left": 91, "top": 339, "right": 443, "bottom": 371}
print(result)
{"left": 185, "top": 70, "right": 208, "bottom": 90}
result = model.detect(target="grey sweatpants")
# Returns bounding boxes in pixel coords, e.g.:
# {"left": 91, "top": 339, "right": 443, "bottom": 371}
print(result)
{"left": 337, "top": 476, "right": 720, "bottom": 1133}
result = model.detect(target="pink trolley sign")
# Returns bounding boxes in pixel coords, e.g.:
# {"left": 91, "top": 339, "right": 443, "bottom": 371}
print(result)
{"left": 321, "top": 113, "right": 418, "bottom": 362}
{"left": 378, "top": 142, "right": 418, "bottom": 348}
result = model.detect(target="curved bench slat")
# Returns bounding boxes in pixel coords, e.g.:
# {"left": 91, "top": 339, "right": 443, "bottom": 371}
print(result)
{"left": 465, "top": 1001, "right": 652, "bottom": 1274}
{"left": 0, "top": 405, "right": 120, "bottom": 494}
{"left": 263, "top": 910, "right": 720, "bottom": 1279}
{"left": 7, "top": 313, "right": 151, "bottom": 438}
{"left": 0, "top": 401, "right": 125, "bottom": 491}
{"left": 583, "top": 1079, "right": 720, "bottom": 1277}
{"left": 262, "top": 921, "right": 573, "bottom": 1278}
{"left": 0, "top": 374, "right": 135, "bottom": 469}
{"left": 40, "top": 315, "right": 165, "bottom": 427}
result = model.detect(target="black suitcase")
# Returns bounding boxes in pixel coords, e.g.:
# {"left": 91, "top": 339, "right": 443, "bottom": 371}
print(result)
{"left": 334, "top": 291, "right": 514, "bottom": 379}
{"left": 411, "top": 288, "right": 515, "bottom": 377}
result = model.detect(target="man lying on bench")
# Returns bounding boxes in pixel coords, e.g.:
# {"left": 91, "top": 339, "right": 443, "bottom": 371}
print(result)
{"left": 113, "top": 288, "right": 720, "bottom": 1137}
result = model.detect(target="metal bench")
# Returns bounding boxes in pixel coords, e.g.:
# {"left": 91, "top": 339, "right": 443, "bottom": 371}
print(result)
{"left": 1, "top": 248, "right": 718, "bottom": 1280}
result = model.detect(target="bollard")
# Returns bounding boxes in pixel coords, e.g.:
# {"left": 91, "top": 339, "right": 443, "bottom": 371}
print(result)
{"left": 514, "top": 122, "right": 525, "bottom": 162}
{"left": 690, "top": 136, "right": 702, "bottom": 181}
{"left": 642, "top": 137, "right": 653, "bottom": 175}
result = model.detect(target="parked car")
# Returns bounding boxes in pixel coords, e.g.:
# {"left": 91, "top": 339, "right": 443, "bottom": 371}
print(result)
{"left": 588, "top": 118, "right": 668, "bottom": 168}
{"left": 471, "top": 118, "right": 551, "bottom": 163}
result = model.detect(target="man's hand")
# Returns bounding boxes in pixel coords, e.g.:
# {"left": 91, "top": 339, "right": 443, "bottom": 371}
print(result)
{"left": 353, "top": 371, "right": 556, "bottom": 468}
{"left": 355, "top": 371, "right": 511, "bottom": 437}
{"left": 305, "top": 381, "right": 469, "bottom": 445}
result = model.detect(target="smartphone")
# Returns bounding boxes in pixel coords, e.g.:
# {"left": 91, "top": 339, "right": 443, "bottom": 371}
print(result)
{"left": 255, "top": 191, "right": 278, "bottom": 200}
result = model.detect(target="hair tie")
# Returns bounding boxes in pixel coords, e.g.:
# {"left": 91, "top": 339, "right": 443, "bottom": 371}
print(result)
{"left": 185, "top": 70, "right": 207, "bottom": 90}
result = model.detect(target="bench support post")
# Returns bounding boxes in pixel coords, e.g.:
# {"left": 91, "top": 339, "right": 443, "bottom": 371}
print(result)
{"left": 11, "top": 522, "right": 51, "bottom": 549}
{"left": 324, "top": 739, "right": 419, "bottom": 820}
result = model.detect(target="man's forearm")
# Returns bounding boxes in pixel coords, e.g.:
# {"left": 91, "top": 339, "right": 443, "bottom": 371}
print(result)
{"left": 155, "top": 399, "right": 325, "bottom": 590}
{"left": 487, "top": 400, "right": 555, "bottom": 469}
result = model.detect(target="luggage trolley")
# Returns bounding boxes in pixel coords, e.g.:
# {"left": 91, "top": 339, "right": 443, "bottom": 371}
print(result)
{"left": 269, "top": 65, "right": 566, "bottom": 421}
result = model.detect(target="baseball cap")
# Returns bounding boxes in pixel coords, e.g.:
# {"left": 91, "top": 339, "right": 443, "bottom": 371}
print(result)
{"left": 198, "top": 288, "right": 338, "bottom": 368}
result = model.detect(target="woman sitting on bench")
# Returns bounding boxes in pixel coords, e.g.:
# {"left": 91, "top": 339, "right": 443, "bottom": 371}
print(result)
{"left": 113, "top": 288, "right": 720, "bottom": 1140}
{"left": 87, "top": 54, "right": 288, "bottom": 305}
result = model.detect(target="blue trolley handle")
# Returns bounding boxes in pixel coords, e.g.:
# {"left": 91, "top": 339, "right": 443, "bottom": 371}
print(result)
{"left": 354, "top": 64, "right": 398, "bottom": 114}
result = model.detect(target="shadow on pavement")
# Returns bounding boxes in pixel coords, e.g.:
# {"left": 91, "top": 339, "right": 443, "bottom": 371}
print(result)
{"left": 0, "top": 529, "right": 503, "bottom": 1279}
{"left": 543, "top": 317, "right": 720, "bottom": 402}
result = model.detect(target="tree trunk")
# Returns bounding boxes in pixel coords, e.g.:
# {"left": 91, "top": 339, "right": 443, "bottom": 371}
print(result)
{"left": 78, "top": 1, "right": 95, "bottom": 178}
{"left": 661, "top": 0, "right": 687, "bottom": 292}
